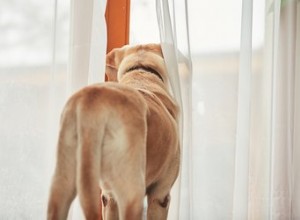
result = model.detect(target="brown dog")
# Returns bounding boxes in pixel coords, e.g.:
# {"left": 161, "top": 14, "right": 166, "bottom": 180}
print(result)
{"left": 47, "top": 44, "right": 180, "bottom": 220}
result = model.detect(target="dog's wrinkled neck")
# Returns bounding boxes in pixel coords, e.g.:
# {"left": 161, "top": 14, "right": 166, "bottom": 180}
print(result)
{"left": 125, "top": 65, "right": 164, "bottom": 82}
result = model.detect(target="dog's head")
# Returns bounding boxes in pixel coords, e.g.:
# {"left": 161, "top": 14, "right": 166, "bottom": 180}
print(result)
{"left": 106, "top": 44, "right": 169, "bottom": 86}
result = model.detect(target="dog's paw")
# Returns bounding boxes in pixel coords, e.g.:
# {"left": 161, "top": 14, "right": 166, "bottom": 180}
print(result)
{"left": 159, "top": 195, "right": 170, "bottom": 208}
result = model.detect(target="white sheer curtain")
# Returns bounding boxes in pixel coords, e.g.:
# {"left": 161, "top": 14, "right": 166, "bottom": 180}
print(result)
{"left": 186, "top": 0, "right": 300, "bottom": 219}
{"left": 0, "top": 0, "right": 107, "bottom": 218}
{"left": 1, "top": 0, "right": 300, "bottom": 219}
{"left": 246, "top": 0, "right": 300, "bottom": 218}
{"left": 0, "top": 0, "right": 70, "bottom": 218}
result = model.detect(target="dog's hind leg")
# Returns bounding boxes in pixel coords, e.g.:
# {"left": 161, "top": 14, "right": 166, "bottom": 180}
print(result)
{"left": 147, "top": 186, "right": 171, "bottom": 220}
{"left": 101, "top": 193, "right": 119, "bottom": 220}
{"left": 112, "top": 157, "right": 145, "bottom": 220}
{"left": 147, "top": 156, "right": 180, "bottom": 220}
{"left": 111, "top": 118, "right": 147, "bottom": 220}
{"left": 47, "top": 107, "right": 77, "bottom": 220}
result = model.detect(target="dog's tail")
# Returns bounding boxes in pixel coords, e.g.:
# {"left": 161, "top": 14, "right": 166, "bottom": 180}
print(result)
{"left": 76, "top": 102, "right": 107, "bottom": 220}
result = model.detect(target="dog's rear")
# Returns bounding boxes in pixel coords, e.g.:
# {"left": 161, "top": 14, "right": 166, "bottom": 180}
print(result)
{"left": 47, "top": 84, "right": 148, "bottom": 220}
{"left": 48, "top": 44, "right": 180, "bottom": 220}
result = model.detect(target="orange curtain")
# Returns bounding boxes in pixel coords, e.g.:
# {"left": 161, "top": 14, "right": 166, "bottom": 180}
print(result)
{"left": 104, "top": 0, "right": 130, "bottom": 82}
{"left": 105, "top": 0, "right": 130, "bottom": 53}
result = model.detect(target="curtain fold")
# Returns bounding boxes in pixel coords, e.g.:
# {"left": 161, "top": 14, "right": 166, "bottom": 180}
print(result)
{"left": 269, "top": 0, "right": 299, "bottom": 218}
{"left": 156, "top": 0, "right": 192, "bottom": 220}
{"left": 293, "top": 2, "right": 300, "bottom": 218}
{"left": 232, "top": 0, "right": 253, "bottom": 218}
{"left": 68, "top": 0, "right": 106, "bottom": 95}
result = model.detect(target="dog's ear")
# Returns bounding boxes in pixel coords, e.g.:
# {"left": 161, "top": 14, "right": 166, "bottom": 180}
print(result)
{"left": 105, "top": 64, "right": 118, "bottom": 82}
{"left": 106, "top": 49, "right": 118, "bottom": 82}
{"left": 106, "top": 47, "right": 127, "bottom": 82}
